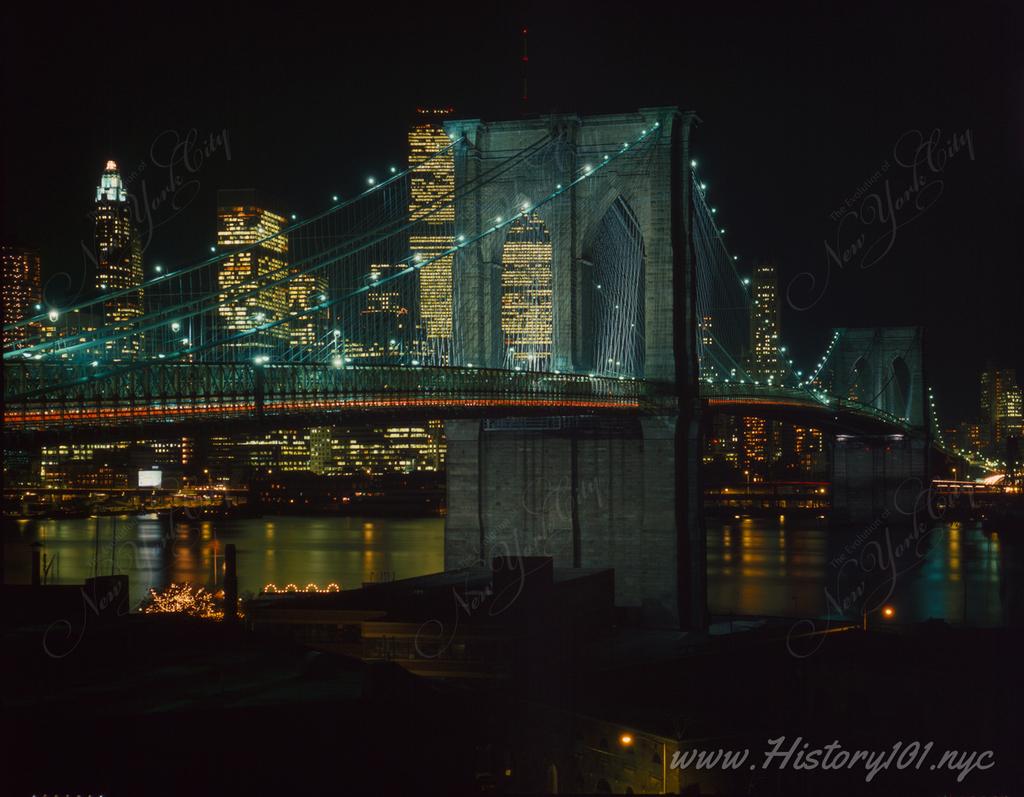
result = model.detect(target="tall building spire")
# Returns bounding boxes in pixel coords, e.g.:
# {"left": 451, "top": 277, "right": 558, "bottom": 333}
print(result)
{"left": 96, "top": 159, "right": 127, "bottom": 203}
{"left": 94, "top": 159, "right": 143, "bottom": 361}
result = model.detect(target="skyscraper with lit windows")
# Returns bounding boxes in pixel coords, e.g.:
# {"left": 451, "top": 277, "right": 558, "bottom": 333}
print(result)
{"left": 94, "top": 161, "right": 144, "bottom": 360}
{"left": 1, "top": 244, "right": 41, "bottom": 348}
{"left": 287, "top": 271, "right": 327, "bottom": 352}
{"left": 981, "top": 364, "right": 1022, "bottom": 454}
{"left": 749, "top": 263, "right": 783, "bottom": 383}
{"left": 348, "top": 262, "right": 408, "bottom": 361}
{"left": 216, "top": 189, "right": 290, "bottom": 355}
{"left": 500, "top": 212, "right": 553, "bottom": 369}
{"left": 408, "top": 108, "right": 455, "bottom": 361}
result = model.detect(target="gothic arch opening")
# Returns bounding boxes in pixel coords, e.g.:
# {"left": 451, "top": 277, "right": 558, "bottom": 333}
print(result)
{"left": 582, "top": 197, "right": 646, "bottom": 377}
{"left": 849, "top": 355, "right": 873, "bottom": 403}
{"left": 892, "top": 355, "right": 912, "bottom": 419}
{"left": 545, "top": 763, "right": 558, "bottom": 794}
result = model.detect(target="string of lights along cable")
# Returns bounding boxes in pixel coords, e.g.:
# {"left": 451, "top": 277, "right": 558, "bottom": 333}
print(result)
{"left": 1, "top": 114, "right": 990, "bottom": 466}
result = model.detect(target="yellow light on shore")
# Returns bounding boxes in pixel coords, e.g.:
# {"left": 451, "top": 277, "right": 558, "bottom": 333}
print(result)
{"left": 619, "top": 733, "right": 634, "bottom": 746}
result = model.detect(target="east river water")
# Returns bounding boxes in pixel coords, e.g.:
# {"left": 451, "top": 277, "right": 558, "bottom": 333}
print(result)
{"left": 3, "top": 514, "right": 1021, "bottom": 626}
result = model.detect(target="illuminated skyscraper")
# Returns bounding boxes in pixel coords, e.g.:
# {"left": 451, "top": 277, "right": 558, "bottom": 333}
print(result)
{"left": 349, "top": 262, "right": 408, "bottom": 361}
{"left": 700, "top": 313, "right": 714, "bottom": 348}
{"left": 1, "top": 245, "right": 41, "bottom": 348}
{"left": 287, "top": 271, "right": 327, "bottom": 352}
{"left": 792, "top": 426, "right": 826, "bottom": 473}
{"left": 749, "top": 263, "right": 783, "bottom": 383}
{"left": 408, "top": 108, "right": 455, "bottom": 361}
{"left": 216, "top": 189, "right": 290, "bottom": 355}
{"left": 501, "top": 213, "right": 553, "bottom": 369}
{"left": 94, "top": 161, "right": 144, "bottom": 360}
{"left": 742, "top": 416, "right": 768, "bottom": 470}
{"left": 981, "top": 364, "right": 1022, "bottom": 453}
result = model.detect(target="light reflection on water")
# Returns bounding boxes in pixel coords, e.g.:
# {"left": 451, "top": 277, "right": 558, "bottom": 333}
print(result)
{"left": 4, "top": 515, "right": 1019, "bottom": 626}
{"left": 707, "top": 517, "right": 1018, "bottom": 626}
{"left": 3, "top": 515, "right": 443, "bottom": 609}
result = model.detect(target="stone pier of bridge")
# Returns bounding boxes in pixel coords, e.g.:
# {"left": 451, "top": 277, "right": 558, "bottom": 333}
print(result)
{"left": 830, "top": 434, "right": 932, "bottom": 525}
{"left": 442, "top": 107, "right": 705, "bottom": 629}
{"left": 827, "top": 326, "right": 933, "bottom": 525}
{"left": 444, "top": 416, "right": 681, "bottom": 625}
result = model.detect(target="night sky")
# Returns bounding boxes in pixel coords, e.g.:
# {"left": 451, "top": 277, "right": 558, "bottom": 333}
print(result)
{"left": 3, "top": 1, "right": 1021, "bottom": 423}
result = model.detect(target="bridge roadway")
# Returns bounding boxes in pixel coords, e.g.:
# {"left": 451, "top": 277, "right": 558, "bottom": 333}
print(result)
{"left": 2, "top": 362, "right": 916, "bottom": 440}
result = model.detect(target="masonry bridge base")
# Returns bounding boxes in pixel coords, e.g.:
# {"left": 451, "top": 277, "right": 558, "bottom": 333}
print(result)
{"left": 444, "top": 416, "right": 693, "bottom": 627}
{"left": 830, "top": 433, "right": 931, "bottom": 526}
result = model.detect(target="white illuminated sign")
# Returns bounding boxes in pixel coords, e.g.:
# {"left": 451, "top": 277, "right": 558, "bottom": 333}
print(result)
{"left": 138, "top": 469, "right": 162, "bottom": 488}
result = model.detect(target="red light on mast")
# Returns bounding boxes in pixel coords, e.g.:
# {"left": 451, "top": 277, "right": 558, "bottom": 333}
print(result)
{"left": 521, "top": 25, "right": 529, "bottom": 106}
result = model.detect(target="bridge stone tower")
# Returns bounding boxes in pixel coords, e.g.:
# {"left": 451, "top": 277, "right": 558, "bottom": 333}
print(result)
{"left": 445, "top": 108, "right": 688, "bottom": 380}
{"left": 830, "top": 327, "right": 926, "bottom": 426}
{"left": 828, "top": 327, "right": 933, "bottom": 524}
{"left": 442, "top": 108, "right": 706, "bottom": 628}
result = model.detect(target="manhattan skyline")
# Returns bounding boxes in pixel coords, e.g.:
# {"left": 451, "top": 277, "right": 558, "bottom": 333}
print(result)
{"left": 4, "top": 2, "right": 1021, "bottom": 423}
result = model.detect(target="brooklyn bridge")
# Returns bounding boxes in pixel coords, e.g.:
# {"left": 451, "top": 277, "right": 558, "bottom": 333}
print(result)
{"left": 2, "top": 108, "right": 979, "bottom": 627}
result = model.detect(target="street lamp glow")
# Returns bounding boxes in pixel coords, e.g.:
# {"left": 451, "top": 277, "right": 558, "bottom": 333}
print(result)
{"left": 367, "top": 177, "right": 375, "bottom": 185}
{"left": 47, "top": 309, "right": 59, "bottom": 322}
{"left": 155, "top": 264, "right": 163, "bottom": 273}
{"left": 882, "top": 605, "right": 895, "bottom": 619}
{"left": 171, "top": 322, "right": 181, "bottom": 332}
